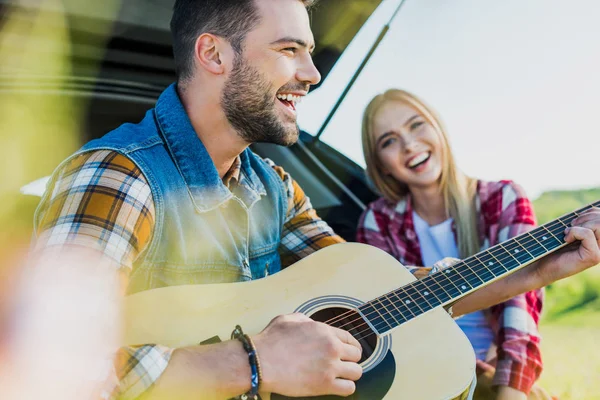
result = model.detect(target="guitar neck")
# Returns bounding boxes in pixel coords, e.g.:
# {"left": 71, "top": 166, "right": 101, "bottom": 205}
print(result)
{"left": 358, "top": 199, "right": 600, "bottom": 335}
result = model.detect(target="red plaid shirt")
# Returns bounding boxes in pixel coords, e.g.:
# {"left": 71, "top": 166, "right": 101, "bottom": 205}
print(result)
{"left": 356, "top": 180, "right": 543, "bottom": 394}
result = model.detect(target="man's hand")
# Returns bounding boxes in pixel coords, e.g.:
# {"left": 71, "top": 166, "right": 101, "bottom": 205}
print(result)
{"left": 534, "top": 207, "right": 600, "bottom": 286}
{"left": 253, "top": 313, "right": 363, "bottom": 397}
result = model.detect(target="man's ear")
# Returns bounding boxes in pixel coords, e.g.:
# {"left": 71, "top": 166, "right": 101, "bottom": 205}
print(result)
{"left": 194, "top": 33, "right": 229, "bottom": 75}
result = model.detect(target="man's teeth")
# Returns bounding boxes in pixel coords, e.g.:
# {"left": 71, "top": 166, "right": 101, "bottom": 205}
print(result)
{"left": 408, "top": 153, "right": 430, "bottom": 168}
{"left": 276, "top": 93, "right": 302, "bottom": 104}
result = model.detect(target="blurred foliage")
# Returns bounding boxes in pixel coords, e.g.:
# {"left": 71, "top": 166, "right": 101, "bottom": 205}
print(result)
{"left": 533, "top": 187, "right": 600, "bottom": 226}
{"left": 0, "top": 0, "right": 118, "bottom": 264}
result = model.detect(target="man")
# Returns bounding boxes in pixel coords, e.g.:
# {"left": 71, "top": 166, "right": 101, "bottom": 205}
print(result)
{"left": 32, "top": 0, "right": 600, "bottom": 399}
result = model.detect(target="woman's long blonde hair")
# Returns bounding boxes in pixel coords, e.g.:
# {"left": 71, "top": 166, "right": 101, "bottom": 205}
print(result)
{"left": 361, "top": 89, "right": 480, "bottom": 258}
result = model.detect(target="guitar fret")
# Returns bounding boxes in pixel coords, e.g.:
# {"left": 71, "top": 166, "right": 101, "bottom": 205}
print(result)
{"left": 469, "top": 255, "right": 496, "bottom": 282}
{"left": 375, "top": 296, "right": 403, "bottom": 325}
{"left": 519, "top": 234, "right": 546, "bottom": 258}
{"left": 412, "top": 279, "right": 444, "bottom": 307}
{"left": 530, "top": 225, "right": 561, "bottom": 250}
{"left": 499, "top": 243, "right": 522, "bottom": 268}
{"left": 402, "top": 285, "right": 430, "bottom": 313}
{"left": 577, "top": 204, "right": 594, "bottom": 214}
{"left": 457, "top": 260, "right": 485, "bottom": 286}
{"left": 381, "top": 293, "right": 408, "bottom": 322}
{"left": 476, "top": 252, "right": 506, "bottom": 277}
{"left": 358, "top": 303, "right": 392, "bottom": 334}
{"left": 422, "top": 275, "right": 454, "bottom": 303}
{"left": 489, "top": 245, "right": 519, "bottom": 270}
{"left": 559, "top": 213, "right": 577, "bottom": 226}
{"left": 389, "top": 290, "right": 417, "bottom": 320}
{"left": 545, "top": 222, "right": 565, "bottom": 243}
{"left": 439, "top": 267, "right": 473, "bottom": 294}
{"left": 502, "top": 240, "right": 533, "bottom": 265}
{"left": 521, "top": 232, "right": 548, "bottom": 257}
{"left": 484, "top": 249, "right": 509, "bottom": 274}
{"left": 428, "top": 271, "right": 462, "bottom": 299}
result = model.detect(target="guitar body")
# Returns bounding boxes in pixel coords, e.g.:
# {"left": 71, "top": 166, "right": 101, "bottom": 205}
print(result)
{"left": 125, "top": 243, "right": 475, "bottom": 399}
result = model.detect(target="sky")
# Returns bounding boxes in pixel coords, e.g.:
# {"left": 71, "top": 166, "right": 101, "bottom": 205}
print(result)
{"left": 298, "top": 0, "right": 600, "bottom": 199}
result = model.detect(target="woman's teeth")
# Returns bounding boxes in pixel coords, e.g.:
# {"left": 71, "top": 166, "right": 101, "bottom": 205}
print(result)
{"left": 408, "top": 152, "right": 430, "bottom": 168}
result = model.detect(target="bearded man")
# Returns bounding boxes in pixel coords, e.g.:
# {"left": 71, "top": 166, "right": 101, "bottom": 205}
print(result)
{"left": 32, "top": 0, "right": 600, "bottom": 399}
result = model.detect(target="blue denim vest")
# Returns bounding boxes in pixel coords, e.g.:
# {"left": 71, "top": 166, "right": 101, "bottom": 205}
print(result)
{"left": 52, "top": 84, "right": 288, "bottom": 294}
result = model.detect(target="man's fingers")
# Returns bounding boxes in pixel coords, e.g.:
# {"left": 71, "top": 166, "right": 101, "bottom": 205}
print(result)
{"left": 340, "top": 342, "right": 362, "bottom": 362}
{"left": 571, "top": 208, "right": 600, "bottom": 225}
{"left": 333, "top": 327, "right": 362, "bottom": 351}
{"left": 565, "top": 226, "right": 600, "bottom": 264}
{"left": 330, "top": 379, "right": 357, "bottom": 397}
{"left": 337, "top": 361, "right": 363, "bottom": 381}
{"left": 576, "top": 221, "right": 600, "bottom": 239}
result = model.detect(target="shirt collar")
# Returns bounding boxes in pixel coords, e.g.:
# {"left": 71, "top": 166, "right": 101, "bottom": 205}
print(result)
{"left": 223, "top": 156, "right": 241, "bottom": 187}
{"left": 154, "top": 83, "right": 266, "bottom": 212}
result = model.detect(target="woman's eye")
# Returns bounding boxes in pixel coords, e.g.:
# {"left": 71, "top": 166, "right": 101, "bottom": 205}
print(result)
{"left": 381, "top": 138, "right": 395, "bottom": 148}
{"left": 410, "top": 121, "right": 424, "bottom": 130}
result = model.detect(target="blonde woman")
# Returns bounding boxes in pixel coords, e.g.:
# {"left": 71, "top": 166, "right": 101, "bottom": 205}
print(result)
{"left": 356, "top": 89, "right": 551, "bottom": 400}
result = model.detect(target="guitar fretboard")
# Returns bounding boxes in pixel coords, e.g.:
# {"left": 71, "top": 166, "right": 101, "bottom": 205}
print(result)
{"left": 358, "top": 200, "right": 600, "bottom": 335}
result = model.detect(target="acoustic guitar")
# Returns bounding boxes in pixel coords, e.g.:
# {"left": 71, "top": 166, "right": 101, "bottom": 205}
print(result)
{"left": 124, "top": 201, "right": 599, "bottom": 399}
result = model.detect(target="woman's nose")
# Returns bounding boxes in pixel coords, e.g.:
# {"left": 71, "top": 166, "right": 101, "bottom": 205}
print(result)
{"left": 401, "top": 134, "right": 418, "bottom": 153}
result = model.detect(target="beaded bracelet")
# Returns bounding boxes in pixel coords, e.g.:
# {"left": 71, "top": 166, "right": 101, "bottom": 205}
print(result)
{"left": 231, "top": 325, "right": 262, "bottom": 400}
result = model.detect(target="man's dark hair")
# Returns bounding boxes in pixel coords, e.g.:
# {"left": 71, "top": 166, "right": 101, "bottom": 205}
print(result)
{"left": 171, "top": 0, "right": 316, "bottom": 83}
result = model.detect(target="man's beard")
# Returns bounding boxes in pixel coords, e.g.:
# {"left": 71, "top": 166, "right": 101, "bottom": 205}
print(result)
{"left": 221, "top": 54, "right": 300, "bottom": 146}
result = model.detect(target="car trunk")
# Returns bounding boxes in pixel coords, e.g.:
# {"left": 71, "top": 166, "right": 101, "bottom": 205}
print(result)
{"left": 1, "top": 0, "right": 385, "bottom": 239}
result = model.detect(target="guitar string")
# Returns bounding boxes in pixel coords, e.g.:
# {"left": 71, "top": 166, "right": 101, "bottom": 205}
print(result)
{"left": 332, "top": 231, "right": 563, "bottom": 341}
{"left": 323, "top": 200, "right": 598, "bottom": 334}
{"left": 320, "top": 205, "right": 594, "bottom": 339}
{"left": 332, "top": 218, "right": 575, "bottom": 341}
{"left": 323, "top": 219, "right": 570, "bottom": 338}
{"left": 323, "top": 216, "right": 572, "bottom": 333}
{"left": 329, "top": 199, "right": 597, "bottom": 330}
{"left": 322, "top": 216, "right": 572, "bottom": 330}
{"left": 338, "top": 214, "right": 582, "bottom": 338}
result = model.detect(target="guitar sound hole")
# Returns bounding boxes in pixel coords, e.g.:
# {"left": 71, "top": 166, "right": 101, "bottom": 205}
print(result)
{"left": 310, "top": 307, "right": 378, "bottom": 364}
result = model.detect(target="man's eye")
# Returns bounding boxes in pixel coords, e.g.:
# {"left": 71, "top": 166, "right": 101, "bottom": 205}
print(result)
{"left": 283, "top": 47, "right": 297, "bottom": 54}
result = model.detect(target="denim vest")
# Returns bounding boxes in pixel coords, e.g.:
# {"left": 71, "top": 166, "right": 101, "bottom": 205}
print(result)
{"left": 48, "top": 84, "right": 288, "bottom": 294}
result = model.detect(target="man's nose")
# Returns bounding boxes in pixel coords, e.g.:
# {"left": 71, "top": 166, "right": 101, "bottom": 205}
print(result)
{"left": 297, "top": 55, "right": 321, "bottom": 86}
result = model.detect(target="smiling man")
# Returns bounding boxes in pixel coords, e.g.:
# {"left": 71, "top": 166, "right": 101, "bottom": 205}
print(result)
{"left": 33, "top": 1, "right": 363, "bottom": 399}
{"left": 30, "top": 0, "right": 600, "bottom": 399}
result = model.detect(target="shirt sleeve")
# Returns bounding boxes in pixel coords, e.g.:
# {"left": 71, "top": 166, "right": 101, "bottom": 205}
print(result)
{"left": 356, "top": 202, "right": 433, "bottom": 278}
{"left": 264, "top": 160, "right": 345, "bottom": 267}
{"left": 485, "top": 181, "right": 544, "bottom": 394}
{"left": 356, "top": 204, "right": 395, "bottom": 254}
{"left": 33, "top": 150, "right": 173, "bottom": 400}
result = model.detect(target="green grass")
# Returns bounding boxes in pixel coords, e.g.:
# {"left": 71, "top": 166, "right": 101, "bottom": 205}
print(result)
{"left": 543, "top": 268, "right": 600, "bottom": 323}
{"left": 538, "top": 315, "right": 600, "bottom": 399}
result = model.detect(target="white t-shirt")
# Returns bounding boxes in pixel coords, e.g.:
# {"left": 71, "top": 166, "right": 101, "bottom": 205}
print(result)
{"left": 412, "top": 211, "right": 494, "bottom": 361}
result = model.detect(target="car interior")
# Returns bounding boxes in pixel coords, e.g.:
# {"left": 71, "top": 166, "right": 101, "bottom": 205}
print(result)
{"left": 1, "top": 0, "right": 385, "bottom": 240}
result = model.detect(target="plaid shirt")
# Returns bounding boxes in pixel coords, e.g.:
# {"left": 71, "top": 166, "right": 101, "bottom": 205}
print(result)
{"left": 356, "top": 180, "right": 543, "bottom": 394}
{"left": 34, "top": 149, "right": 344, "bottom": 399}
